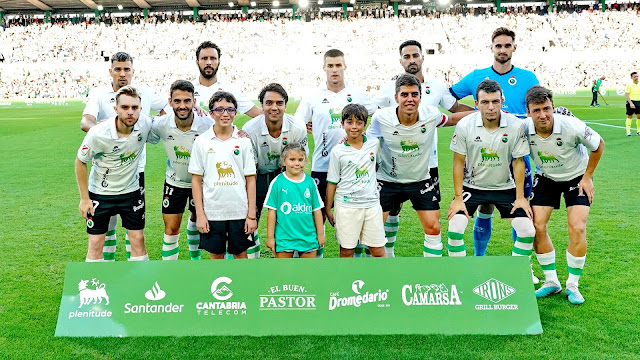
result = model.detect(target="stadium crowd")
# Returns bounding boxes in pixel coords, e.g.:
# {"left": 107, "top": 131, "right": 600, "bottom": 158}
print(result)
{"left": 1, "top": 10, "right": 639, "bottom": 99}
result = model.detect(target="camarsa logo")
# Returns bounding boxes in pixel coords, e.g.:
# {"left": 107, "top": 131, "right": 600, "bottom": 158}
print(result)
{"left": 402, "top": 283, "right": 461, "bottom": 306}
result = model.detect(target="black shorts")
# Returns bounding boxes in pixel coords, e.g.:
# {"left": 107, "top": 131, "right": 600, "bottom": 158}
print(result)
{"left": 138, "top": 172, "right": 145, "bottom": 200}
{"left": 87, "top": 190, "right": 145, "bottom": 234}
{"left": 257, "top": 169, "right": 281, "bottom": 219}
{"left": 387, "top": 167, "right": 439, "bottom": 215}
{"left": 311, "top": 171, "right": 328, "bottom": 205}
{"left": 199, "top": 219, "right": 256, "bottom": 255}
{"left": 161, "top": 182, "right": 195, "bottom": 214}
{"left": 626, "top": 101, "right": 640, "bottom": 116}
{"left": 457, "top": 186, "right": 527, "bottom": 219}
{"left": 530, "top": 174, "right": 591, "bottom": 209}
{"left": 378, "top": 177, "right": 441, "bottom": 212}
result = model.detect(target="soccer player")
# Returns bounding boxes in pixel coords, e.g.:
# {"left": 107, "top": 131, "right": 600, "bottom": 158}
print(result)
{"left": 242, "top": 83, "right": 308, "bottom": 225}
{"left": 75, "top": 86, "right": 151, "bottom": 262}
{"left": 449, "top": 27, "right": 539, "bottom": 267}
{"left": 525, "top": 86, "right": 604, "bottom": 305}
{"left": 80, "top": 51, "right": 168, "bottom": 261}
{"left": 193, "top": 41, "right": 262, "bottom": 258}
{"left": 368, "top": 74, "right": 470, "bottom": 257}
{"left": 325, "top": 104, "right": 386, "bottom": 258}
{"left": 294, "top": 48, "right": 377, "bottom": 258}
{"left": 192, "top": 41, "right": 261, "bottom": 117}
{"left": 148, "top": 80, "right": 213, "bottom": 261}
{"left": 590, "top": 76, "right": 605, "bottom": 107}
{"left": 446, "top": 80, "right": 535, "bottom": 259}
{"left": 624, "top": 72, "right": 640, "bottom": 136}
{"left": 373, "top": 39, "right": 473, "bottom": 258}
{"left": 189, "top": 91, "right": 258, "bottom": 259}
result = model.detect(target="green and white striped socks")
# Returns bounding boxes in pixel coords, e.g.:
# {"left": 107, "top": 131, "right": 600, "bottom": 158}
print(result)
{"left": 102, "top": 216, "right": 118, "bottom": 261}
{"left": 247, "top": 231, "right": 260, "bottom": 259}
{"left": 384, "top": 215, "right": 399, "bottom": 257}
{"left": 125, "top": 232, "right": 131, "bottom": 259}
{"left": 536, "top": 250, "right": 559, "bottom": 284}
{"left": 162, "top": 234, "right": 180, "bottom": 260}
{"left": 567, "top": 251, "right": 586, "bottom": 286}
{"left": 186, "top": 220, "right": 201, "bottom": 260}
{"left": 447, "top": 214, "right": 468, "bottom": 257}
{"left": 423, "top": 233, "right": 443, "bottom": 257}
{"left": 511, "top": 218, "right": 535, "bottom": 257}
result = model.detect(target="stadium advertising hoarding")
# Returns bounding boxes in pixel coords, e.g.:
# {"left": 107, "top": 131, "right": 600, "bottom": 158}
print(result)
{"left": 55, "top": 257, "right": 542, "bottom": 337}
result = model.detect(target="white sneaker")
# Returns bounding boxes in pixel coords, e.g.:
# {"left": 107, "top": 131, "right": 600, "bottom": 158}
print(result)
{"left": 566, "top": 283, "right": 585, "bottom": 305}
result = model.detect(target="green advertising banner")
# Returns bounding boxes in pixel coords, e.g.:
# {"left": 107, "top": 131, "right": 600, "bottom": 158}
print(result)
{"left": 55, "top": 257, "right": 542, "bottom": 337}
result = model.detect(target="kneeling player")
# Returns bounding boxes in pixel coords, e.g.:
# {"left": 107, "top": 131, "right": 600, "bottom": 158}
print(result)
{"left": 325, "top": 104, "right": 386, "bottom": 258}
{"left": 75, "top": 86, "right": 151, "bottom": 262}
{"left": 148, "top": 80, "right": 213, "bottom": 260}
{"left": 525, "top": 86, "right": 604, "bottom": 304}
{"left": 189, "top": 91, "right": 258, "bottom": 259}
{"left": 447, "top": 80, "right": 535, "bottom": 259}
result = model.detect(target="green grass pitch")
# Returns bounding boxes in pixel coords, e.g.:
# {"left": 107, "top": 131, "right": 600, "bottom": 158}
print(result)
{"left": 0, "top": 91, "right": 639, "bottom": 359}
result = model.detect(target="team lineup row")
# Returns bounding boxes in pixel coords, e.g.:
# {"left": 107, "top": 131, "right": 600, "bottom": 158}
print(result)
{"left": 75, "top": 28, "right": 604, "bottom": 305}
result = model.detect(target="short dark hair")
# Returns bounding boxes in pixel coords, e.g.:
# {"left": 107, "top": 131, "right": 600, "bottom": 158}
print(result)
{"left": 208, "top": 91, "right": 237, "bottom": 111}
{"left": 196, "top": 41, "right": 221, "bottom": 60}
{"left": 632, "top": 72, "right": 638, "bottom": 78}
{"left": 475, "top": 80, "right": 502, "bottom": 99}
{"left": 258, "top": 83, "right": 288, "bottom": 104}
{"left": 399, "top": 40, "right": 422, "bottom": 55}
{"left": 111, "top": 51, "right": 133, "bottom": 64}
{"left": 395, "top": 74, "right": 421, "bottom": 94}
{"left": 525, "top": 85, "right": 554, "bottom": 109}
{"left": 169, "top": 80, "right": 194, "bottom": 97}
{"left": 115, "top": 85, "right": 142, "bottom": 103}
{"left": 342, "top": 103, "right": 368, "bottom": 124}
{"left": 491, "top": 27, "right": 516, "bottom": 42}
{"left": 324, "top": 49, "right": 344, "bottom": 60}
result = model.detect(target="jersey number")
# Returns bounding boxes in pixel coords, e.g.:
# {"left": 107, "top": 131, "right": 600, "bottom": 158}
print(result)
{"left": 165, "top": 186, "right": 174, "bottom": 196}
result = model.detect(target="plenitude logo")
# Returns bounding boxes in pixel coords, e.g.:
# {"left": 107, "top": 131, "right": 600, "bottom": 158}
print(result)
{"left": 68, "top": 278, "right": 112, "bottom": 319}
{"left": 123, "top": 281, "right": 184, "bottom": 314}
{"left": 328, "top": 280, "right": 390, "bottom": 311}
{"left": 259, "top": 284, "right": 316, "bottom": 311}
{"left": 196, "top": 276, "right": 247, "bottom": 316}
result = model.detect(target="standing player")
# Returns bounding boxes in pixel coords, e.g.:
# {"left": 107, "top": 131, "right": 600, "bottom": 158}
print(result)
{"left": 449, "top": 27, "right": 539, "bottom": 267}
{"left": 624, "top": 72, "right": 640, "bottom": 136}
{"left": 243, "top": 83, "right": 308, "bottom": 222}
{"left": 446, "top": 80, "right": 535, "bottom": 259}
{"left": 525, "top": 86, "right": 604, "bottom": 305}
{"left": 192, "top": 41, "right": 261, "bottom": 117}
{"left": 368, "top": 74, "right": 470, "bottom": 257}
{"left": 590, "top": 76, "right": 605, "bottom": 107}
{"left": 75, "top": 86, "right": 151, "bottom": 262}
{"left": 80, "top": 51, "right": 168, "bottom": 261}
{"left": 193, "top": 41, "right": 262, "bottom": 258}
{"left": 148, "top": 80, "right": 213, "bottom": 261}
{"left": 373, "top": 40, "right": 473, "bottom": 258}
{"left": 295, "top": 49, "right": 377, "bottom": 258}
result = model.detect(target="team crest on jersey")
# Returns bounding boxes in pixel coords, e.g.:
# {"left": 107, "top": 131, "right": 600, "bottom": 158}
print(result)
{"left": 234, "top": 146, "right": 240, "bottom": 155}
{"left": 370, "top": 152, "right": 375, "bottom": 161}
{"left": 556, "top": 137, "right": 563, "bottom": 146}
{"left": 347, "top": 94, "right": 352, "bottom": 102}
{"left": 86, "top": 219, "right": 94, "bottom": 228}
{"left": 304, "top": 188, "right": 310, "bottom": 199}
{"left": 282, "top": 137, "right": 288, "bottom": 145}
{"left": 162, "top": 198, "right": 170, "bottom": 208}
{"left": 508, "top": 76, "right": 517, "bottom": 86}
{"left": 138, "top": 135, "right": 143, "bottom": 142}
{"left": 502, "top": 133, "right": 508, "bottom": 143}
{"left": 421, "top": 124, "right": 427, "bottom": 133}
{"left": 424, "top": 86, "right": 431, "bottom": 95}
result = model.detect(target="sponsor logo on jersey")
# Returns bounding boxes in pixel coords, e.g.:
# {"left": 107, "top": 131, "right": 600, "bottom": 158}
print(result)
{"left": 120, "top": 151, "right": 137, "bottom": 165}
{"left": 355, "top": 165, "right": 369, "bottom": 179}
{"left": 480, "top": 147, "right": 499, "bottom": 161}
{"left": 402, "top": 283, "right": 462, "bottom": 306}
{"left": 400, "top": 140, "right": 419, "bottom": 153}
{"left": 196, "top": 276, "right": 247, "bottom": 316}
{"left": 261, "top": 141, "right": 268, "bottom": 147}
{"left": 216, "top": 161, "right": 235, "bottom": 179}
{"left": 280, "top": 201, "right": 312, "bottom": 215}
{"left": 537, "top": 151, "right": 559, "bottom": 164}
{"left": 329, "top": 108, "right": 342, "bottom": 128}
{"left": 473, "top": 278, "right": 519, "bottom": 310}
{"left": 267, "top": 152, "right": 280, "bottom": 163}
{"left": 67, "top": 278, "right": 113, "bottom": 319}
{"left": 328, "top": 280, "right": 390, "bottom": 311}
{"left": 259, "top": 284, "right": 316, "bottom": 311}
{"left": 174, "top": 146, "right": 191, "bottom": 159}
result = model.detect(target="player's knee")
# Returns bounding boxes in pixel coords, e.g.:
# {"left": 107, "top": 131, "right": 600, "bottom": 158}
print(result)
{"left": 424, "top": 222, "right": 440, "bottom": 235}
{"left": 533, "top": 218, "right": 548, "bottom": 233}
{"left": 164, "top": 224, "right": 181, "bottom": 235}
{"left": 568, "top": 220, "right": 587, "bottom": 236}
